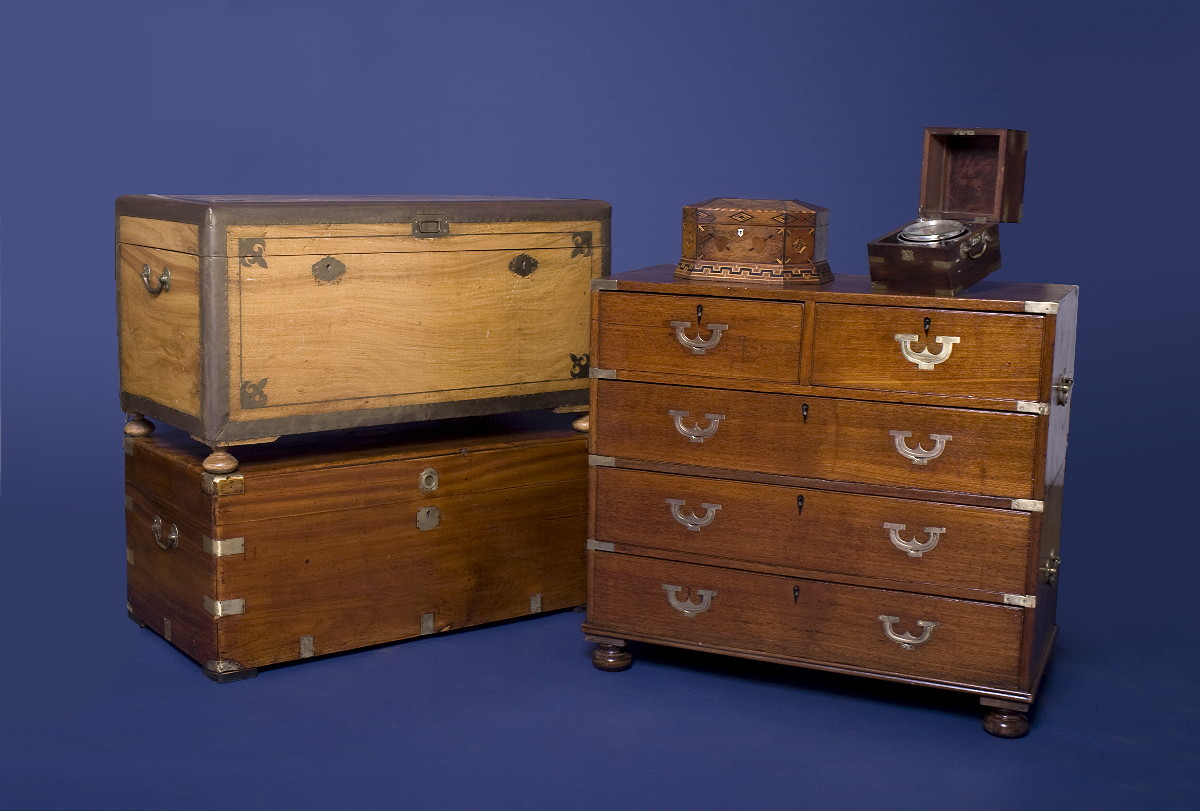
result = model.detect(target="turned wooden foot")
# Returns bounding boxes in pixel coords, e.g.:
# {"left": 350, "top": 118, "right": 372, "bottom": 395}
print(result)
{"left": 591, "top": 642, "right": 632, "bottom": 672}
{"left": 123, "top": 413, "right": 155, "bottom": 437}
{"left": 571, "top": 414, "right": 590, "bottom": 433}
{"left": 203, "top": 448, "right": 239, "bottom": 474}
{"left": 982, "top": 707, "right": 1030, "bottom": 738}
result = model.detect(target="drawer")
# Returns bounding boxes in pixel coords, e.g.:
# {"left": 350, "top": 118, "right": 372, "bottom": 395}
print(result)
{"left": 594, "top": 467, "right": 1033, "bottom": 595}
{"left": 593, "top": 380, "right": 1041, "bottom": 499}
{"left": 809, "top": 303, "right": 1046, "bottom": 401}
{"left": 595, "top": 291, "right": 804, "bottom": 383}
{"left": 589, "top": 552, "right": 1024, "bottom": 690}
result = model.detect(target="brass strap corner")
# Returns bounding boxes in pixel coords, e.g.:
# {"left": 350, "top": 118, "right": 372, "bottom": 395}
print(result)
{"left": 591, "top": 278, "right": 618, "bottom": 291}
{"left": 1003, "top": 593, "right": 1037, "bottom": 608}
{"left": 203, "top": 595, "right": 246, "bottom": 618}
{"left": 588, "top": 455, "right": 615, "bottom": 467}
{"left": 201, "top": 472, "right": 245, "bottom": 496}
{"left": 1010, "top": 498, "right": 1044, "bottom": 512}
{"left": 589, "top": 368, "right": 616, "bottom": 379}
{"left": 586, "top": 539, "right": 615, "bottom": 552}
{"left": 1016, "top": 401, "right": 1050, "bottom": 415}
{"left": 203, "top": 535, "right": 246, "bottom": 557}
{"left": 1023, "top": 301, "right": 1059, "bottom": 314}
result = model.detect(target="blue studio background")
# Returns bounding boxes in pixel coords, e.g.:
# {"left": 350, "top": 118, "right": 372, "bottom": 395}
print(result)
{"left": 2, "top": 0, "right": 1197, "bottom": 807}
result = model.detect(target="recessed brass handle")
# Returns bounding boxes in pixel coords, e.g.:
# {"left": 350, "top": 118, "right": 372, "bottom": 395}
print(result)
{"left": 151, "top": 515, "right": 179, "bottom": 550}
{"left": 670, "top": 320, "right": 729, "bottom": 354}
{"left": 878, "top": 615, "right": 939, "bottom": 649}
{"left": 889, "top": 430, "right": 952, "bottom": 465}
{"left": 665, "top": 499, "right": 721, "bottom": 531}
{"left": 662, "top": 585, "right": 717, "bottom": 617}
{"left": 883, "top": 523, "right": 944, "bottom": 557}
{"left": 895, "top": 334, "right": 960, "bottom": 369}
{"left": 668, "top": 410, "right": 725, "bottom": 443}
{"left": 140, "top": 264, "right": 171, "bottom": 295}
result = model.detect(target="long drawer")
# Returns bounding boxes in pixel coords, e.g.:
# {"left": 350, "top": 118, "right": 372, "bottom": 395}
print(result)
{"left": 592, "top": 380, "right": 1041, "bottom": 499}
{"left": 588, "top": 552, "right": 1024, "bottom": 690}
{"left": 593, "top": 467, "right": 1034, "bottom": 596}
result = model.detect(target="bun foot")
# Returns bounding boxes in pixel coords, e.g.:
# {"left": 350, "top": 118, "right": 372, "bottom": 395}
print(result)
{"left": 571, "top": 414, "right": 590, "bottom": 433}
{"left": 592, "top": 643, "right": 632, "bottom": 672}
{"left": 983, "top": 707, "right": 1030, "bottom": 738}
{"left": 203, "top": 449, "right": 239, "bottom": 474}
{"left": 124, "top": 413, "right": 155, "bottom": 437}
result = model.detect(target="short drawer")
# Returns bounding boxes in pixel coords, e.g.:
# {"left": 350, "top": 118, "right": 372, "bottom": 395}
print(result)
{"left": 592, "top": 380, "right": 1041, "bottom": 500}
{"left": 809, "top": 303, "right": 1046, "bottom": 401}
{"left": 595, "top": 291, "right": 804, "bottom": 383}
{"left": 588, "top": 552, "right": 1024, "bottom": 690}
{"left": 593, "top": 467, "right": 1034, "bottom": 595}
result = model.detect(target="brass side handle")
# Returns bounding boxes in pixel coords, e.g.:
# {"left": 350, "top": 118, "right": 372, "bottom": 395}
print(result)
{"left": 878, "top": 615, "right": 939, "bottom": 649}
{"left": 883, "top": 523, "right": 944, "bottom": 557}
{"left": 895, "top": 334, "right": 960, "bottom": 369}
{"left": 665, "top": 499, "right": 721, "bottom": 532}
{"left": 662, "top": 585, "right": 717, "bottom": 617}
{"left": 670, "top": 320, "right": 729, "bottom": 354}
{"left": 140, "top": 264, "right": 171, "bottom": 295}
{"left": 889, "top": 430, "right": 952, "bottom": 465}
{"left": 151, "top": 515, "right": 179, "bottom": 550}
{"left": 668, "top": 410, "right": 725, "bottom": 443}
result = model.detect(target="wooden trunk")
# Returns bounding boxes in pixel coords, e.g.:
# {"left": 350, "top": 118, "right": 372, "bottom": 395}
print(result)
{"left": 124, "top": 411, "right": 588, "bottom": 681}
{"left": 584, "top": 265, "right": 1077, "bottom": 736}
{"left": 116, "top": 195, "right": 610, "bottom": 463}
{"left": 868, "top": 128, "right": 1026, "bottom": 295}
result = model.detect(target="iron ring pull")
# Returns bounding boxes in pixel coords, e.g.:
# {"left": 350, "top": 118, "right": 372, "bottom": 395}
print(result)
{"left": 140, "top": 263, "right": 171, "bottom": 295}
{"left": 670, "top": 320, "right": 729, "bottom": 354}
{"left": 890, "top": 430, "right": 952, "bottom": 465}
{"left": 665, "top": 499, "right": 721, "bottom": 531}
{"left": 668, "top": 410, "right": 725, "bottom": 443}
{"left": 895, "top": 334, "right": 960, "bottom": 369}
{"left": 151, "top": 515, "right": 180, "bottom": 550}
{"left": 662, "top": 585, "right": 717, "bottom": 617}
{"left": 883, "top": 523, "right": 945, "bottom": 557}
{"left": 878, "top": 615, "right": 939, "bottom": 649}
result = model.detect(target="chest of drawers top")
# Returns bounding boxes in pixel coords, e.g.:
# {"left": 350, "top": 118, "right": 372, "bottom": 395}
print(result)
{"left": 593, "top": 265, "right": 1077, "bottom": 412}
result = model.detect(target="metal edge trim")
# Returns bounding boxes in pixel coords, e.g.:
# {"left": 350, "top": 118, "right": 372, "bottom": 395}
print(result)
{"left": 1010, "top": 498, "right": 1044, "bottom": 512}
{"left": 1015, "top": 401, "right": 1050, "bottom": 415}
{"left": 202, "top": 535, "right": 246, "bottom": 556}
{"left": 1023, "top": 301, "right": 1058, "bottom": 314}
{"left": 529, "top": 594, "right": 543, "bottom": 614}
{"left": 586, "top": 539, "right": 615, "bottom": 552}
{"left": 591, "top": 278, "right": 618, "bottom": 291}
{"left": 420, "top": 613, "right": 435, "bottom": 635}
{"left": 1002, "top": 594, "right": 1037, "bottom": 608}
{"left": 588, "top": 455, "right": 616, "bottom": 467}
{"left": 201, "top": 218, "right": 229, "bottom": 442}
{"left": 203, "top": 595, "right": 246, "bottom": 617}
{"left": 589, "top": 368, "right": 616, "bottom": 379}
{"left": 299, "top": 635, "right": 315, "bottom": 658}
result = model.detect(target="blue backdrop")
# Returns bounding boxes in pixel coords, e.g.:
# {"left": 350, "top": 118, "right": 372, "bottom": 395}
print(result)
{"left": 2, "top": 1, "right": 1196, "bottom": 807}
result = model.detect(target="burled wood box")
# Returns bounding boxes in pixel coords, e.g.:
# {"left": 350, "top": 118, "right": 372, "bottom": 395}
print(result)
{"left": 677, "top": 198, "right": 832, "bottom": 284}
{"left": 125, "top": 411, "right": 587, "bottom": 681}
{"left": 116, "top": 195, "right": 610, "bottom": 465}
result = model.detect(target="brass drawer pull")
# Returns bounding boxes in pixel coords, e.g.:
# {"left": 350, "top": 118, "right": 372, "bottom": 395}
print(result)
{"left": 665, "top": 499, "right": 721, "bottom": 531}
{"left": 151, "top": 515, "right": 179, "bottom": 550}
{"left": 883, "top": 523, "right": 944, "bottom": 557}
{"left": 668, "top": 410, "right": 725, "bottom": 443}
{"left": 878, "top": 615, "right": 939, "bottom": 649}
{"left": 670, "top": 320, "right": 729, "bottom": 354}
{"left": 889, "top": 430, "right": 952, "bottom": 465}
{"left": 662, "top": 584, "right": 718, "bottom": 617}
{"left": 140, "top": 264, "right": 171, "bottom": 295}
{"left": 895, "top": 334, "right": 960, "bottom": 369}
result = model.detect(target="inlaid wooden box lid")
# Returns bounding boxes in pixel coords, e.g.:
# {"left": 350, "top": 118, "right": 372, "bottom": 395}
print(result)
{"left": 918, "top": 129, "right": 1027, "bottom": 223}
{"left": 678, "top": 198, "right": 832, "bottom": 285}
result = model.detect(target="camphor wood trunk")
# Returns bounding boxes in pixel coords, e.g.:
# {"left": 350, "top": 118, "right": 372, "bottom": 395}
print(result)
{"left": 124, "top": 412, "right": 588, "bottom": 681}
{"left": 116, "top": 195, "right": 610, "bottom": 469}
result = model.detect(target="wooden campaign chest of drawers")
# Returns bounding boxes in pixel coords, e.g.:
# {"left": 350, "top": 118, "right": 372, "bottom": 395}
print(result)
{"left": 582, "top": 265, "right": 1077, "bottom": 737}
{"left": 125, "top": 412, "right": 587, "bottom": 682}
{"left": 116, "top": 195, "right": 609, "bottom": 473}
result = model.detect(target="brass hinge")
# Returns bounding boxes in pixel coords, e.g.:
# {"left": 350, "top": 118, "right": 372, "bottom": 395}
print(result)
{"left": 588, "top": 455, "right": 615, "bottom": 467}
{"left": 1010, "top": 498, "right": 1044, "bottom": 512}
{"left": 201, "top": 472, "right": 245, "bottom": 496}
{"left": 1015, "top": 401, "right": 1050, "bottom": 415}
{"left": 204, "top": 595, "right": 246, "bottom": 618}
{"left": 203, "top": 535, "right": 246, "bottom": 557}
{"left": 1003, "top": 593, "right": 1037, "bottom": 608}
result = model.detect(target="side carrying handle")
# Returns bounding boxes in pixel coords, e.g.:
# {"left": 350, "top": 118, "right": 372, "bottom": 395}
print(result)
{"left": 140, "top": 264, "right": 171, "bottom": 295}
{"left": 878, "top": 615, "right": 939, "bottom": 649}
{"left": 662, "top": 585, "right": 717, "bottom": 617}
{"left": 151, "top": 515, "right": 179, "bottom": 550}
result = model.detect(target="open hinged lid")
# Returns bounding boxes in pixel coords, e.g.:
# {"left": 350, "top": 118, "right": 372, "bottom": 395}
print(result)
{"left": 917, "top": 128, "right": 1027, "bottom": 223}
